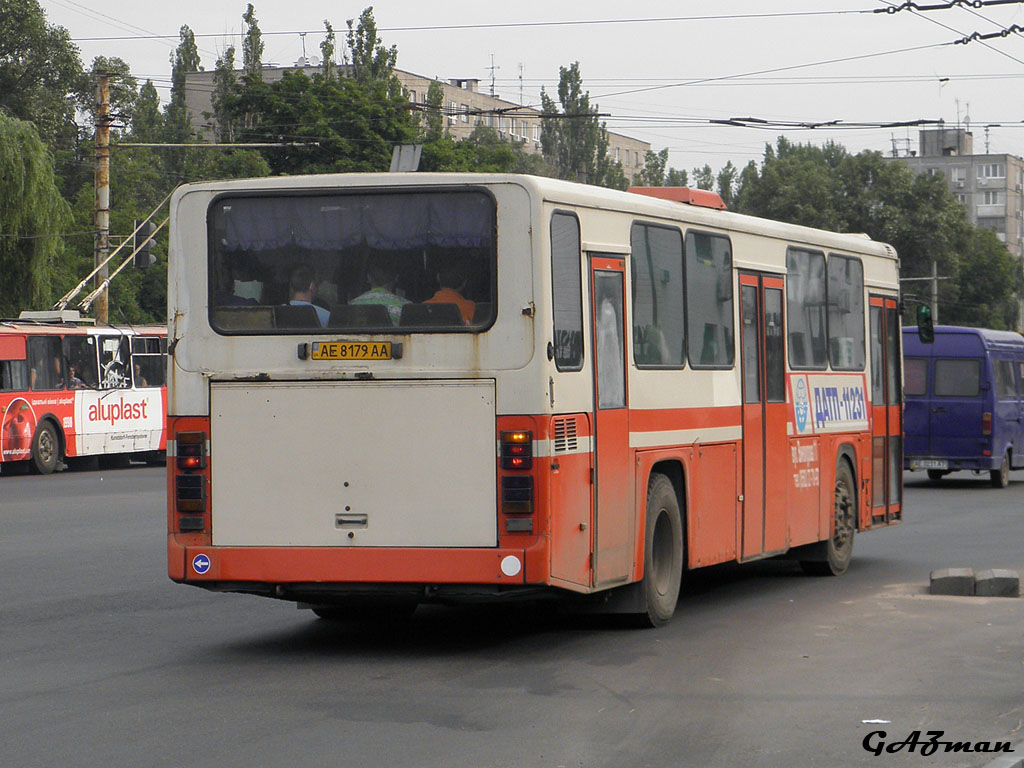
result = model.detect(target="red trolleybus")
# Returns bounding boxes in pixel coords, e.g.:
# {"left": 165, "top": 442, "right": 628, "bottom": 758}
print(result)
{"left": 1, "top": 311, "right": 167, "bottom": 474}
{"left": 166, "top": 174, "right": 902, "bottom": 626}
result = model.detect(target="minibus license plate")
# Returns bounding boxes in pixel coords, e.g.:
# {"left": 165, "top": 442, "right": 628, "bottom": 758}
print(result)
{"left": 910, "top": 459, "right": 947, "bottom": 470}
{"left": 312, "top": 341, "right": 392, "bottom": 361}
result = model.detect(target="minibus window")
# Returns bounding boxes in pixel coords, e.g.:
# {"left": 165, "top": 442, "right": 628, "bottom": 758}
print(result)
{"left": 903, "top": 357, "right": 927, "bottom": 396}
{"left": 934, "top": 359, "right": 980, "bottom": 397}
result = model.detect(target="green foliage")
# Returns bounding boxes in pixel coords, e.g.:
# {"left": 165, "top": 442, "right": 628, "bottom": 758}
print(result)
{"left": 346, "top": 7, "right": 397, "bottom": 87}
{"left": 0, "top": 114, "right": 73, "bottom": 317}
{"left": 716, "top": 161, "right": 737, "bottom": 208}
{"left": 0, "top": 0, "right": 86, "bottom": 146}
{"left": 242, "top": 4, "right": 263, "bottom": 78}
{"left": 637, "top": 149, "right": 668, "bottom": 186}
{"left": 540, "top": 62, "right": 621, "bottom": 189}
{"left": 691, "top": 164, "right": 714, "bottom": 191}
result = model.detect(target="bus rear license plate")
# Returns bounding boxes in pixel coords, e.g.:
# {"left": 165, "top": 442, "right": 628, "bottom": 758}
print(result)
{"left": 311, "top": 342, "right": 392, "bottom": 361}
{"left": 911, "top": 459, "right": 947, "bottom": 470}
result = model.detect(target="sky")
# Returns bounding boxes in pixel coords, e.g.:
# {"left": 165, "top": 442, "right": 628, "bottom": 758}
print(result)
{"left": 39, "top": 0, "right": 1024, "bottom": 174}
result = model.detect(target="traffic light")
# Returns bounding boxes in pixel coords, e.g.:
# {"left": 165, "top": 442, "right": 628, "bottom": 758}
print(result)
{"left": 917, "top": 303, "right": 934, "bottom": 344}
{"left": 134, "top": 219, "right": 157, "bottom": 268}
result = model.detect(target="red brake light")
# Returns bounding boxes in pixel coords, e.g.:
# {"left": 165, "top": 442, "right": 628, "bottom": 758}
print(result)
{"left": 500, "top": 431, "right": 533, "bottom": 470}
{"left": 177, "top": 431, "right": 206, "bottom": 471}
{"left": 982, "top": 412, "right": 992, "bottom": 436}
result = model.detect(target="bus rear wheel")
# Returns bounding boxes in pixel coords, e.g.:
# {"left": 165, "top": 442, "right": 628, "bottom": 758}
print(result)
{"left": 636, "top": 473, "right": 684, "bottom": 628}
{"left": 30, "top": 422, "right": 60, "bottom": 475}
{"left": 801, "top": 460, "right": 855, "bottom": 576}
{"left": 990, "top": 452, "right": 1010, "bottom": 488}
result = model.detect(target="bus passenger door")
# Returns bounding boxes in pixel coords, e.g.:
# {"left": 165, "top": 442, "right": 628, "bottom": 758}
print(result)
{"left": 740, "top": 272, "right": 788, "bottom": 558}
{"left": 869, "top": 296, "right": 902, "bottom": 523}
{"left": 589, "top": 256, "right": 633, "bottom": 586}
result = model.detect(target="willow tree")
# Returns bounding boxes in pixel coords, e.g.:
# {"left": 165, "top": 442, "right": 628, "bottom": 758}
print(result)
{"left": 0, "top": 114, "right": 72, "bottom": 316}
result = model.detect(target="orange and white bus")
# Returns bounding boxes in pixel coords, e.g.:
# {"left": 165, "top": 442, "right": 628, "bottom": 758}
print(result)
{"left": 166, "top": 173, "right": 902, "bottom": 626}
{"left": 1, "top": 312, "right": 167, "bottom": 475}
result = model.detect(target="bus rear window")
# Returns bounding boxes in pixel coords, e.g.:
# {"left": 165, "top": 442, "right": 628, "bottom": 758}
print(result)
{"left": 903, "top": 357, "right": 927, "bottom": 396}
{"left": 208, "top": 190, "right": 496, "bottom": 334}
{"left": 934, "top": 358, "right": 980, "bottom": 397}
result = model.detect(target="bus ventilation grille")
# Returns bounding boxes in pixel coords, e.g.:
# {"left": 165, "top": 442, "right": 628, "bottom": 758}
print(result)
{"left": 553, "top": 416, "right": 578, "bottom": 453}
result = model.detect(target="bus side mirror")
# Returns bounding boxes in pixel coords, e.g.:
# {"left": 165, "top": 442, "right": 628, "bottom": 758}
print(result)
{"left": 916, "top": 304, "right": 934, "bottom": 344}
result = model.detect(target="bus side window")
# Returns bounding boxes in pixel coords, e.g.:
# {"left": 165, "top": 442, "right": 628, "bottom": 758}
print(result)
{"left": 27, "top": 336, "right": 63, "bottom": 391}
{"left": 1, "top": 359, "right": 29, "bottom": 391}
{"left": 131, "top": 336, "right": 166, "bottom": 388}
{"left": 63, "top": 335, "right": 98, "bottom": 389}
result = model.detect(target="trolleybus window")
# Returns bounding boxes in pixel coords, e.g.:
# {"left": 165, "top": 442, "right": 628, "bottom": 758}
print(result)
{"left": 63, "top": 335, "right": 98, "bottom": 389}
{"left": 208, "top": 190, "right": 496, "bottom": 333}
{"left": 99, "top": 336, "right": 131, "bottom": 389}
{"left": 1, "top": 359, "right": 29, "bottom": 392}
{"left": 550, "top": 212, "right": 583, "bottom": 371}
{"left": 786, "top": 248, "right": 827, "bottom": 370}
{"left": 827, "top": 255, "right": 865, "bottom": 370}
{"left": 630, "top": 222, "right": 684, "bottom": 368}
{"left": 27, "top": 336, "right": 63, "bottom": 391}
{"left": 131, "top": 336, "right": 166, "bottom": 388}
{"left": 685, "top": 231, "right": 734, "bottom": 368}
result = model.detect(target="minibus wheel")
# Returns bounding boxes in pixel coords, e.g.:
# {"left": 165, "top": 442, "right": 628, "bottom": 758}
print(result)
{"left": 926, "top": 469, "right": 946, "bottom": 481}
{"left": 990, "top": 452, "right": 1010, "bottom": 488}
{"left": 30, "top": 421, "right": 60, "bottom": 475}
{"left": 637, "top": 473, "right": 684, "bottom": 627}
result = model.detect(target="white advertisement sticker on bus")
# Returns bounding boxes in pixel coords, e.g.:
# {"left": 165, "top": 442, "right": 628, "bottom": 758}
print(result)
{"left": 790, "top": 374, "right": 869, "bottom": 435}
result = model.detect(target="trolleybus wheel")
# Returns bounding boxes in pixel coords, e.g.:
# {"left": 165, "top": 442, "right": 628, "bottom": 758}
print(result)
{"left": 990, "top": 452, "right": 1010, "bottom": 488}
{"left": 636, "top": 473, "right": 684, "bottom": 628}
{"left": 801, "top": 460, "right": 855, "bottom": 576}
{"left": 30, "top": 421, "right": 60, "bottom": 475}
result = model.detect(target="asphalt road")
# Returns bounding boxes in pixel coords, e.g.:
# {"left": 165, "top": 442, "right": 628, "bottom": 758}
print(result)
{"left": 2, "top": 464, "right": 1023, "bottom": 768}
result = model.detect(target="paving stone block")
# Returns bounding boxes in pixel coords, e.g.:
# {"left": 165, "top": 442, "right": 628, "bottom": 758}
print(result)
{"left": 930, "top": 568, "right": 975, "bottom": 596}
{"left": 974, "top": 569, "right": 1020, "bottom": 598}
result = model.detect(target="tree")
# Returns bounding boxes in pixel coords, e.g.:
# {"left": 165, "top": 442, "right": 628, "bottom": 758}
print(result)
{"left": 211, "top": 47, "right": 238, "bottom": 142}
{"left": 241, "top": 4, "right": 263, "bottom": 79}
{"left": 320, "top": 21, "right": 337, "bottom": 79}
{"left": 0, "top": 114, "right": 73, "bottom": 316}
{"left": 636, "top": 149, "right": 668, "bottom": 186}
{"left": 165, "top": 25, "right": 201, "bottom": 144}
{"left": 691, "top": 164, "right": 714, "bottom": 191}
{"left": 716, "top": 161, "right": 737, "bottom": 208}
{"left": 0, "top": 0, "right": 86, "bottom": 146}
{"left": 540, "top": 61, "right": 624, "bottom": 188}
{"left": 346, "top": 7, "right": 397, "bottom": 87}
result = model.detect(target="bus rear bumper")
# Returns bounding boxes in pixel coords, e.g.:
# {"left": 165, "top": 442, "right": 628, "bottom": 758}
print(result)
{"left": 170, "top": 543, "right": 531, "bottom": 586}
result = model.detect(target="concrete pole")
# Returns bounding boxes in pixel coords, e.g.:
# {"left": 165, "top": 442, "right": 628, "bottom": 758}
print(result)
{"left": 94, "top": 72, "right": 110, "bottom": 324}
{"left": 931, "top": 260, "right": 939, "bottom": 325}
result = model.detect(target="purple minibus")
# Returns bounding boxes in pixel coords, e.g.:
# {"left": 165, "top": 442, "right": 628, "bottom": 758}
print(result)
{"left": 903, "top": 325, "right": 1024, "bottom": 488}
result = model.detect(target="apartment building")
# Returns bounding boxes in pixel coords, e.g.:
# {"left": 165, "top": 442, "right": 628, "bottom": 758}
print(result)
{"left": 183, "top": 62, "right": 650, "bottom": 182}
{"left": 895, "top": 128, "right": 1024, "bottom": 260}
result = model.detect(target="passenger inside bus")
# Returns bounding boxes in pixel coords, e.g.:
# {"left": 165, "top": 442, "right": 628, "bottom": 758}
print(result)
{"left": 68, "top": 364, "right": 85, "bottom": 389}
{"left": 350, "top": 259, "right": 411, "bottom": 325}
{"left": 425, "top": 260, "right": 475, "bottom": 325}
{"left": 287, "top": 264, "right": 330, "bottom": 327}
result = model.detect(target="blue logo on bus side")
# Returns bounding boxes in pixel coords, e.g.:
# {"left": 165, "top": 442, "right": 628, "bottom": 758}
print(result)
{"left": 192, "top": 553, "right": 211, "bottom": 574}
{"left": 794, "top": 378, "right": 810, "bottom": 434}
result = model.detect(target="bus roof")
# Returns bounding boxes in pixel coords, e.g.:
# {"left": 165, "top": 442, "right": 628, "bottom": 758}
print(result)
{"left": 171, "top": 172, "right": 899, "bottom": 263}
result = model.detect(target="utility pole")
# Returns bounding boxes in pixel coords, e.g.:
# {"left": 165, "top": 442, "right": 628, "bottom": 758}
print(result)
{"left": 94, "top": 71, "right": 111, "bottom": 325}
{"left": 931, "top": 261, "right": 939, "bottom": 324}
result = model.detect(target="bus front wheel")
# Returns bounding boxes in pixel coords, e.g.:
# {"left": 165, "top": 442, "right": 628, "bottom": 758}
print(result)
{"left": 31, "top": 422, "right": 60, "bottom": 475}
{"left": 801, "top": 460, "right": 855, "bottom": 576}
{"left": 637, "top": 473, "right": 684, "bottom": 628}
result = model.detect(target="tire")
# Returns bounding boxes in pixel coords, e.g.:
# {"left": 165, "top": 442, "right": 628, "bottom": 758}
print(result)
{"left": 926, "top": 469, "right": 945, "bottom": 481}
{"left": 635, "top": 473, "right": 684, "bottom": 628}
{"left": 990, "top": 452, "right": 1010, "bottom": 488}
{"left": 801, "top": 460, "right": 856, "bottom": 576}
{"left": 30, "top": 421, "right": 60, "bottom": 475}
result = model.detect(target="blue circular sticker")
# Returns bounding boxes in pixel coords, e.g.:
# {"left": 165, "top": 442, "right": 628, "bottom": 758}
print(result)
{"left": 192, "top": 553, "right": 211, "bottom": 574}
{"left": 794, "top": 378, "right": 809, "bottom": 433}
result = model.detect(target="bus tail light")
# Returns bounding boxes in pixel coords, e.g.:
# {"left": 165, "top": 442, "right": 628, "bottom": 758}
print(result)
{"left": 500, "top": 431, "right": 533, "bottom": 470}
{"left": 501, "top": 476, "right": 533, "bottom": 515}
{"left": 176, "top": 431, "right": 206, "bottom": 470}
{"left": 983, "top": 412, "right": 992, "bottom": 436}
